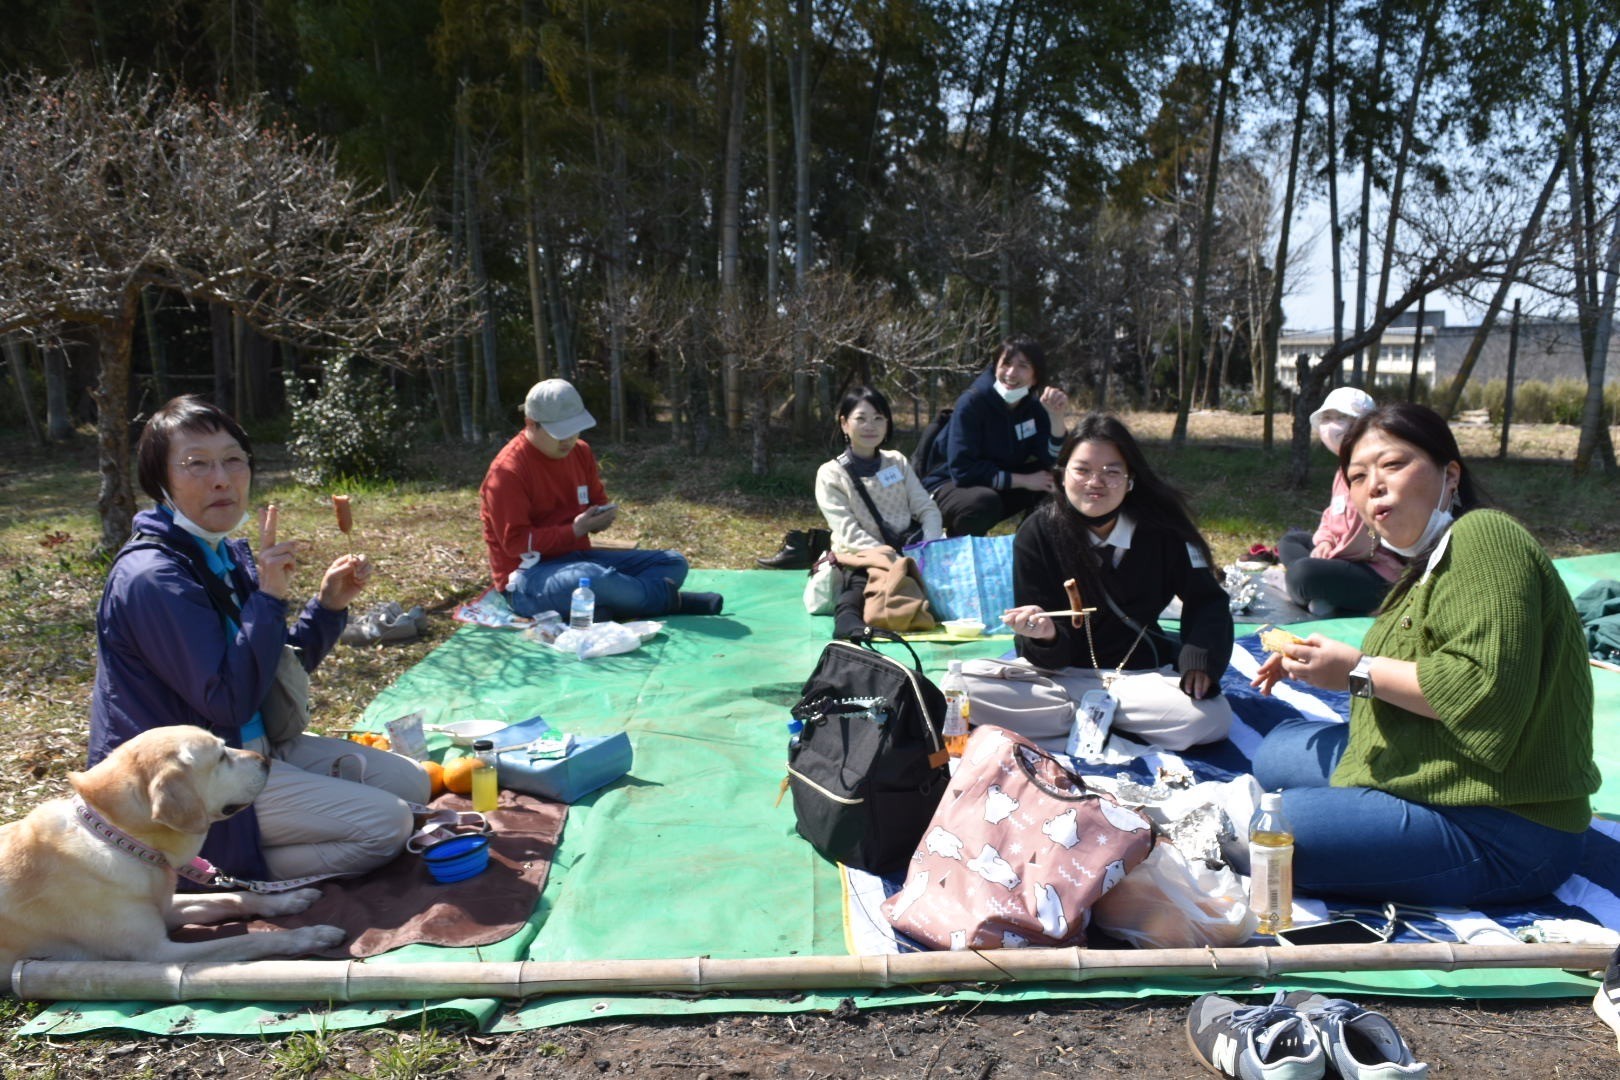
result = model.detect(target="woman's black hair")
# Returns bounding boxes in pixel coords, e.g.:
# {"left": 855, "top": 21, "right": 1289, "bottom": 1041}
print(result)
{"left": 1338, "top": 402, "right": 1485, "bottom": 610}
{"left": 1041, "top": 413, "right": 1213, "bottom": 602}
{"left": 991, "top": 336, "right": 1047, "bottom": 388}
{"left": 136, "top": 395, "right": 255, "bottom": 504}
{"left": 834, "top": 385, "right": 894, "bottom": 449}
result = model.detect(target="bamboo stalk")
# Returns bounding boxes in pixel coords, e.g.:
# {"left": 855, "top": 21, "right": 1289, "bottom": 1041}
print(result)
{"left": 10, "top": 943, "right": 1609, "bottom": 1003}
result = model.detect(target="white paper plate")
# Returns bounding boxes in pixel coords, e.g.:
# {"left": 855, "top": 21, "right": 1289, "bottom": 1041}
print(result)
{"left": 425, "top": 718, "right": 509, "bottom": 746}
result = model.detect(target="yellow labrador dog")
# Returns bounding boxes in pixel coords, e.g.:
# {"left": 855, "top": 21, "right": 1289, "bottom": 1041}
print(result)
{"left": 0, "top": 726, "right": 344, "bottom": 969}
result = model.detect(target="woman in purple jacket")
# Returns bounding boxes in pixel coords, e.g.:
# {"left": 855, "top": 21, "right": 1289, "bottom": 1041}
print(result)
{"left": 89, "top": 396, "right": 428, "bottom": 882}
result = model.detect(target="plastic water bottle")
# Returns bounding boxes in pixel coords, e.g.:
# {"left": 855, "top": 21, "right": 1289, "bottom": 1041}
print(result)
{"left": 470, "top": 738, "right": 499, "bottom": 813}
{"left": 569, "top": 577, "right": 595, "bottom": 630}
{"left": 941, "top": 660, "right": 970, "bottom": 758}
{"left": 1249, "top": 791, "right": 1295, "bottom": 935}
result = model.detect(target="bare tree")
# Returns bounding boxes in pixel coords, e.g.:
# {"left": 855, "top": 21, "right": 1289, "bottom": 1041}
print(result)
{"left": 0, "top": 70, "right": 478, "bottom": 552}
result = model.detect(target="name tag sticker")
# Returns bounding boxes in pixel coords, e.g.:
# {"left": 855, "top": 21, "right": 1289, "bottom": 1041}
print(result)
{"left": 1187, "top": 542, "right": 1209, "bottom": 569}
{"left": 876, "top": 466, "right": 903, "bottom": 487}
{"left": 1015, "top": 419, "right": 1037, "bottom": 440}
{"left": 1330, "top": 495, "right": 1347, "bottom": 513}
{"left": 578, "top": 485, "right": 590, "bottom": 505}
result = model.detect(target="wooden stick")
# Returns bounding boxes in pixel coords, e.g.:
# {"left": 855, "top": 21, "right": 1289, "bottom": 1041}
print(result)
{"left": 1590, "top": 657, "right": 1620, "bottom": 674}
{"left": 1037, "top": 608, "right": 1098, "bottom": 619}
{"left": 10, "top": 943, "right": 1608, "bottom": 1003}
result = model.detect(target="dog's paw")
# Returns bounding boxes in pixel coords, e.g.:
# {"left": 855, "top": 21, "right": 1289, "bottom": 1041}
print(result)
{"left": 283, "top": 924, "right": 346, "bottom": 954}
{"left": 253, "top": 887, "right": 324, "bottom": 916}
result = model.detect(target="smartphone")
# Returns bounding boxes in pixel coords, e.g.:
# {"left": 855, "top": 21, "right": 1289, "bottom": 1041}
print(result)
{"left": 589, "top": 502, "right": 617, "bottom": 515}
{"left": 1275, "top": 919, "right": 1388, "bottom": 947}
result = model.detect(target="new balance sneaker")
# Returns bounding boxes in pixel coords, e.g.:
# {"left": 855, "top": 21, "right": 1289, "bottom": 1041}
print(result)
{"left": 1283, "top": 992, "right": 1429, "bottom": 1079}
{"left": 1187, "top": 991, "right": 1325, "bottom": 1079}
{"left": 1594, "top": 945, "right": 1620, "bottom": 1052}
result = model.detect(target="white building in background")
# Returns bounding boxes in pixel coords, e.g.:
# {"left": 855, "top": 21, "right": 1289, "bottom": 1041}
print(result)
{"left": 1277, "top": 312, "right": 1607, "bottom": 391}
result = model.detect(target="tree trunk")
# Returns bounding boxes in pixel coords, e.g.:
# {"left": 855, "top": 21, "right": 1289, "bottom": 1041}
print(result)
{"left": 1172, "top": 0, "right": 1242, "bottom": 449}
{"left": 790, "top": 0, "right": 814, "bottom": 436}
{"left": 1366, "top": 6, "right": 1438, "bottom": 386}
{"left": 141, "top": 287, "right": 170, "bottom": 403}
{"left": 4, "top": 336, "right": 44, "bottom": 446}
{"left": 451, "top": 98, "right": 476, "bottom": 442}
{"left": 720, "top": 42, "right": 746, "bottom": 432}
{"left": 520, "top": 0, "right": 551, "bottom": 381}
{"left": 1436, "top": 148, "right": 1567, "bottom": 417}
{"left": 1575, "top": 192, "right": 1620, "bottom": 474}
{"left": 44, "top": 343, "right": 72, "bottom": 440}
{"left": 765, "top": 29, "right": 781, "bottom": 312}
{"left": 94, "top": 289, "right": 141, "bottom": 553}
{"left": 210, "top": 302, "right": 234, "bottom": 407}
{"left": 1263, "top": 0, "right": 1323, "bottom": 450}
{"left": 463, "top": 116, "right": 501, "bottom": 437}
{"left": 1325, "top": 1, "right": 1346, "bottom": 358}
{"left": 1350, "top": 8, "right": 1391, "bottom": 383}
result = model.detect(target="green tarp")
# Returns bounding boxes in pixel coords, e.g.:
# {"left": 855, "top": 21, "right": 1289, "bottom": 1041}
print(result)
{"left": 22, "top": 560, "right": 1620, "bottom": 1037}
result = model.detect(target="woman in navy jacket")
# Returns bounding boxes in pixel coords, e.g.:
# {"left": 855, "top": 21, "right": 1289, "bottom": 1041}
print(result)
{"left": 922, "top": 337, "right": 1071, "bottom": 536}
{"left": 89, "top": 396, "right": 428, "bottom": 882}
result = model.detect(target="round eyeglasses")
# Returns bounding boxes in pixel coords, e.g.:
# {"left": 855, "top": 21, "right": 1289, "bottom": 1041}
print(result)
{"left": 172, "top": 454, "right": 251, "bottom": 479}
{"left": 1068, "top": 466, "right": 1128, "bottom": 487}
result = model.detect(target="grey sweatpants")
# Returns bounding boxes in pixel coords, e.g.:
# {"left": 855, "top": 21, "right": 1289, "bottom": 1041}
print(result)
{"left": 959, "top": 657, "right": 1234, "bottom": 754}
{"left": 245, "top": 733, "right": 432, "bottom": 880}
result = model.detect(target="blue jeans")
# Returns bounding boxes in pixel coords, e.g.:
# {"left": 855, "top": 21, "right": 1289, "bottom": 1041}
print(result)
{"left": 504, "top": 548, "right": 689, "bottom": 620}
{"left": 1251, "top": 717, "right": 1586, "bottom": 906}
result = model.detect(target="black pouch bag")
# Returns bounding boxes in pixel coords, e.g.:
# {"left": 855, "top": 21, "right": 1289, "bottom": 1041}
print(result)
{"left": 786, "top": 629, "right": 949, "bottom": 875}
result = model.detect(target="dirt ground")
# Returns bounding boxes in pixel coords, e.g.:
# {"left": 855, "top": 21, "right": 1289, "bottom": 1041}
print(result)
{"left": 22, "top": 994, "right": 1618, "bottom": 1077}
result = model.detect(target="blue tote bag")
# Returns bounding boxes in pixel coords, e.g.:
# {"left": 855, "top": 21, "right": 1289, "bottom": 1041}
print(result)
{"left": 907, "top": 535, "right": 1015, "bottom": 634}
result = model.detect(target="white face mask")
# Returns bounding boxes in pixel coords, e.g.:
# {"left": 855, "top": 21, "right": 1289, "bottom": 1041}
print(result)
{"left": 1318, "top": 418, "right": 1349, "bottom": 455}
{"left": 995, "top": 380, "right": 1030, "bottom": 405}
{"left": 1380, "top": 486, "right": 1455, "bottom": 557}
{"left": 162, "top": 491, "right": 250, "bottom": 548}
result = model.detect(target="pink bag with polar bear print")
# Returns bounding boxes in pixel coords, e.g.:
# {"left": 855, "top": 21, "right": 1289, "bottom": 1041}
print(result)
{"left": 881, "top": 725, "right": 1153, "bottom": 951}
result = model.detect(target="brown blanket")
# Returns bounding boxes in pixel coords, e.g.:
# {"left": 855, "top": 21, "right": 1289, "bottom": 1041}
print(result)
{"left": 179, "top": 791, "right": 566, "bottom": 958}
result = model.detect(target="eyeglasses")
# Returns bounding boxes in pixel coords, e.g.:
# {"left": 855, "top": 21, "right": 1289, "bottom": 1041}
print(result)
{"left": 172, "top": 454, "right": 251, "bottom": 479}
{"left": 1069, "top": 466, "right": 1128, "bottom": 487}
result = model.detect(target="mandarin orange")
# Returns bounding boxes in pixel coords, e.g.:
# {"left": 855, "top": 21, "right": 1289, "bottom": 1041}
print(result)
{"left": 421, "top": 760, "right": 446, "bottom": 799}
{"left": 442, "top": 756, "right": 478, "bottom": 796}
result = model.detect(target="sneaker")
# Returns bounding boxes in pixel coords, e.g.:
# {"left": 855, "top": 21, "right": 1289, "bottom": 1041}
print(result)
{"left": 1594, "top": 946, "right": 1620, "bottom": 1052}
{"left": 1283, "top": 992, "right": 1429, "bottom": 1079}
{"left": 1187, "top": 991, "right": 1325, "bottom": 1079}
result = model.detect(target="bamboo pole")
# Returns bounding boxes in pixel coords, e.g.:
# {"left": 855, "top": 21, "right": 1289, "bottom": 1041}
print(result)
{"left": 10, "top": 943, "right": 1609, "bottom": 1003}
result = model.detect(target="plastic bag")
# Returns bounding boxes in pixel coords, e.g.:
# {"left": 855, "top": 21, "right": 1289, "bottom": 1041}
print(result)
{"left": 1091, "top": 839, "right": 1258, "bottom": 948}
{"left": 549, "top": 621, "right": 644, "bottom": 660}
{"left": 804, "top": 558, "right": 838, "bottom": 615}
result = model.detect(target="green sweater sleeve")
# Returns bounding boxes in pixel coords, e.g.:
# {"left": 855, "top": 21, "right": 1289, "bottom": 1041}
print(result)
{"left": 1412, "top": 511, "right": 1544, "bottom": 771}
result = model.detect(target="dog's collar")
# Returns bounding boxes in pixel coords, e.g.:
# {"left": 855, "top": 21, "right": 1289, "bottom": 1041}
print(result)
{"left": 71, "top": 796, "right": 344, "bottom": 894}
{"left": 72, "top": 795, "right": 190, "bottom": 874}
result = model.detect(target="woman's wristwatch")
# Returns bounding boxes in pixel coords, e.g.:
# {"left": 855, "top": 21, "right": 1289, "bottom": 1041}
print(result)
{"left": 1347, "top": 655, "right": 1375, "bottom": 699}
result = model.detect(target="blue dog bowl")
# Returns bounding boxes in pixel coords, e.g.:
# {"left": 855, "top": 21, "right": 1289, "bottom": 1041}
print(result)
{"left": 422, "top": 834, "right": 491, "bottom": 883}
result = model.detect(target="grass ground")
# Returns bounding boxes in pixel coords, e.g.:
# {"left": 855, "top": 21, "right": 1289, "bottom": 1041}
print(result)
{"left": 0, "top": 409, "right": 1616, "bottom": 1075}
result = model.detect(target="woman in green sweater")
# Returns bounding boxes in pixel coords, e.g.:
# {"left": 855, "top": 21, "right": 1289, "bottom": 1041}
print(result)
{"left": 1251, "top": 402, "right": 1599, "bottom": 905}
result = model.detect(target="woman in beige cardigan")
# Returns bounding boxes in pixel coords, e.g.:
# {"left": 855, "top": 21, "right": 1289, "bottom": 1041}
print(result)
{"left": 814, "top": 387, "right": 944, "bottom": 639}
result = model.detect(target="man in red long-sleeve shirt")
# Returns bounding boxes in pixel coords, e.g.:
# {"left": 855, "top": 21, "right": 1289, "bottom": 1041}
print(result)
{"left": 480, "top": 379, "right": 722, "bottom": 619}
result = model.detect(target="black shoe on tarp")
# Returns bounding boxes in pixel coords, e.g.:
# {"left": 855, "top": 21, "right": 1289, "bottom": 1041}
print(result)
{"left": 756, "top": 528, "right": 830, "bottom": 570}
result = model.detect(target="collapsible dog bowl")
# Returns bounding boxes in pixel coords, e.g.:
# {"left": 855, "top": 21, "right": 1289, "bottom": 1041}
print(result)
{"left": 422, "top": 833, "right": 491, "bottom": 883}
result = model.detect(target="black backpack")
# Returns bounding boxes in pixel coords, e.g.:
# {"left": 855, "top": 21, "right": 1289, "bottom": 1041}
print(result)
{"left": 786, "top": 630, "right": 949, "bottom": 875}
{"left": 909, "top": 406, "right": 954, "bottom": 480}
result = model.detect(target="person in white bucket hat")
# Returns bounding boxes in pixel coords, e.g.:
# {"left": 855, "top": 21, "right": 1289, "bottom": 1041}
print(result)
{"left": 479, "top": 379, "right": 723, "bottom": 620}
{"left": 1276, "top": 385, "right": 1405, "bottom": 617}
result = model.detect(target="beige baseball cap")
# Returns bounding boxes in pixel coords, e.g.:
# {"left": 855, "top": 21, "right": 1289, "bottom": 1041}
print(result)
{"left": 524, "top": 379, "right": 596, "bottom": 440}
